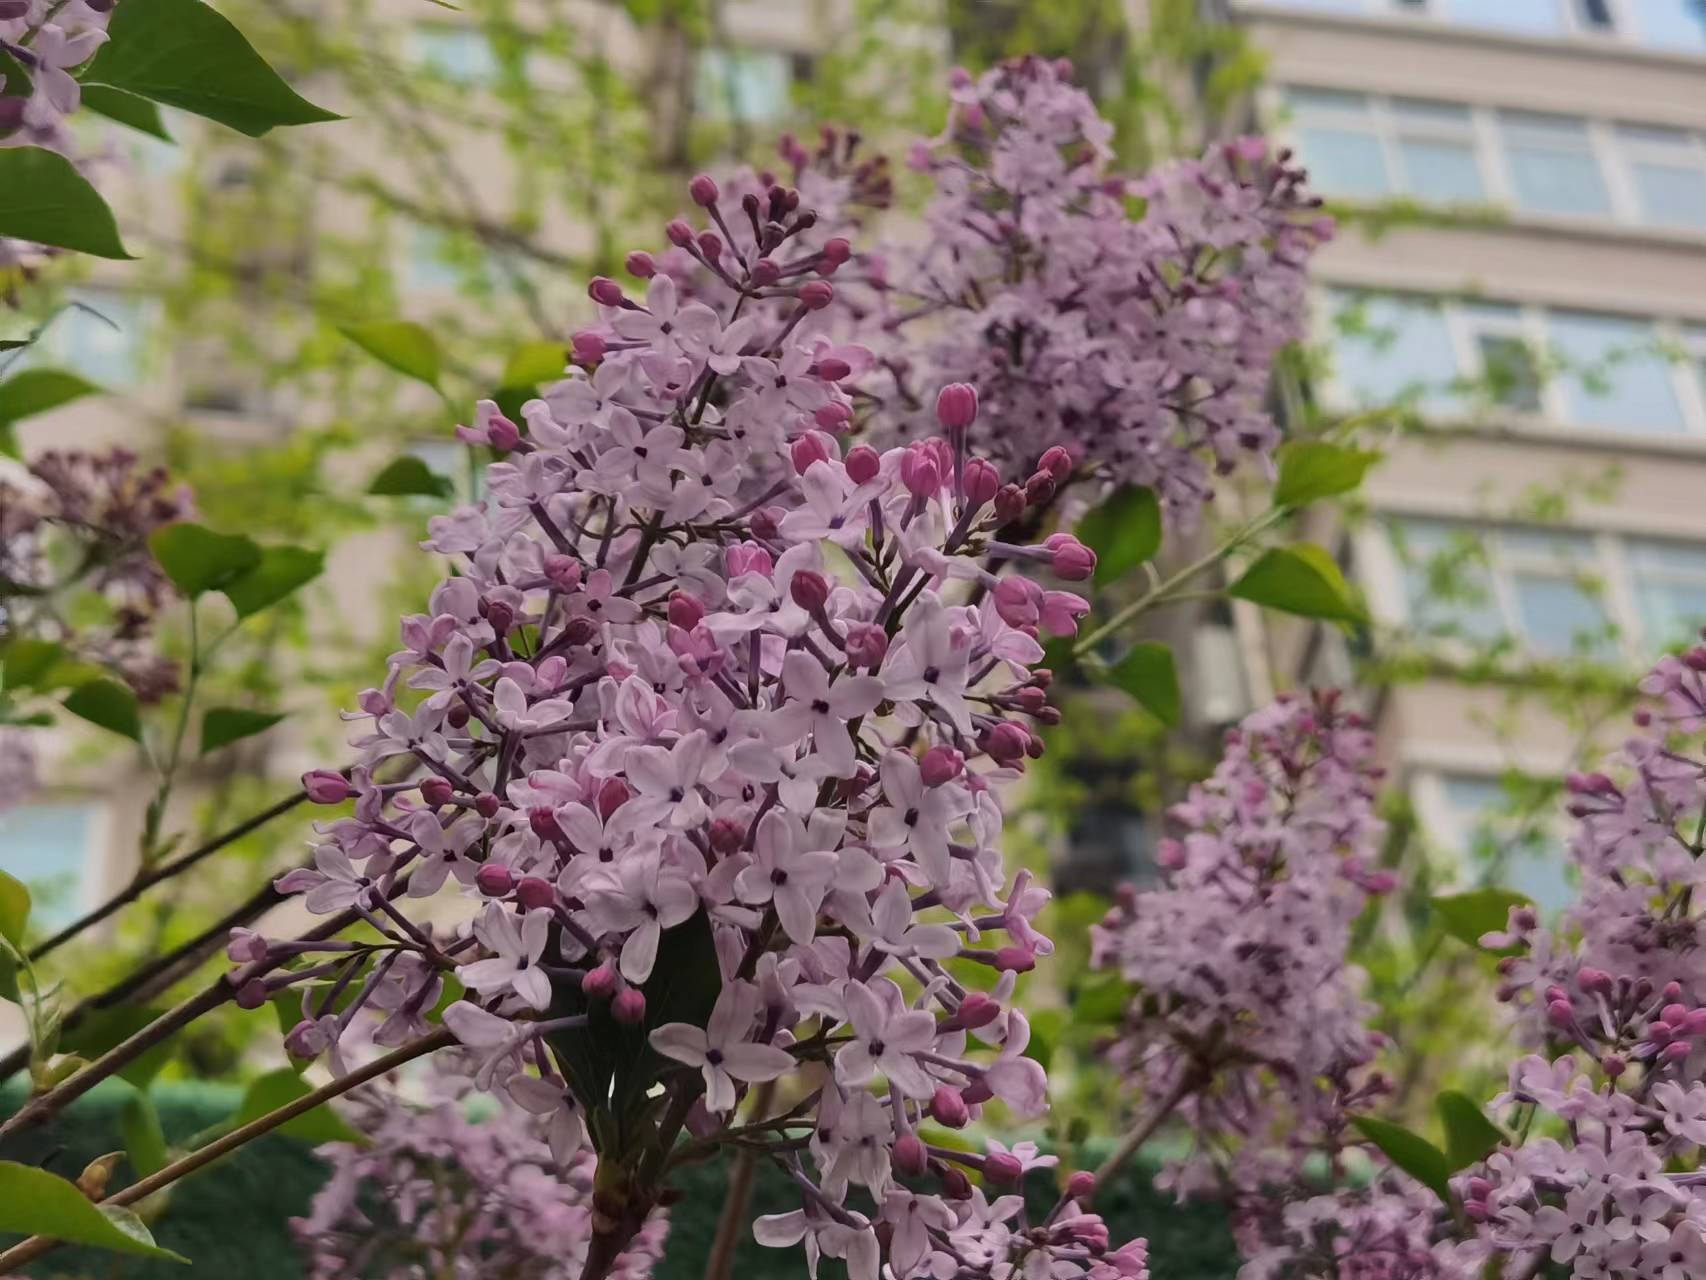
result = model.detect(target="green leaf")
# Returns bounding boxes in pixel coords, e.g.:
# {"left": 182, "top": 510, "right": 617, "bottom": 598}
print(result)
{"left": 501, "top": 341, "right": 566, "bottom": 388}
{"left": 369, "top": 456, "right": 454, "bottom": 499}
{"left": 0, "top": 639, "right": 68, "bottom": 690}
{"left": 0, "top": 1161, "right": 187, "bottom": 1260}
{"left": 1100, "top": 641, "right": 1180, "bottom": 727}
{"left": 339, "top": 321, "right": 441, "bottom": 388}
{"left": 0, "top": 148, "right": 132, "bottom": 259}
{"left": 0, "top": 869, "right": 29, "bottom": 948}
{"left": 0, "top": 46, "right": 34, "bottom": 99}
{"left": 120, "top": 1090, "right": 170, "bottom": 1178}
{"left": 1431, "top": 888, "right": 1533, "bottom": 953}
{"left": 80, "top": 85, "right": 173, "bottom": 140}
{"left": 62, "top": 1006, "right": 175, "bottom": 1088}
{"left": 81, "top": 0, "right": 339, "bottom": 137}
{"left": 1274, "top": 441, "right": 1381, "bottom": 508}
{"left": 1436, "top": 1090, "right": 1504, "bottom": 1170}
{"left": 0, "top": 369, "right": 100, "bottom": 424}
{"left": 148, "top": 523, "right": 262, "bottom": 598}
{"left": 63, "top": 679, "right": 142, "bottom": 742}
{"left": 222, "top": 545, "right": 324, "bottom": 618}
{"left": 1229, "top": 544, "right": 1367, "bottom": 625}
{"left": 233, "top": 1068, "right": 359, "bottom": 1143}
{"left": 1072, "top": 971, "right": 1134, "bottom": 1025}
{"left": 545, "top": 910, "right": 720, "bottom": 1155}
{"left": 1351, "top": 1116, "right": 1454, "bottom": 1204}
{"left": 1074, "top": 486, "right": 1161, "bottom": 586}
{"left": 200, "top": 707, "right": 285, "bottom": 755}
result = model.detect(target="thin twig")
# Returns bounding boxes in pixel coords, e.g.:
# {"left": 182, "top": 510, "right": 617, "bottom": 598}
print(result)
{"left": 0, "top": 1029, "right": 453, "bottom": 1274}
{"left": 703, "top": 1081, "right": 775, "bottom": 1280}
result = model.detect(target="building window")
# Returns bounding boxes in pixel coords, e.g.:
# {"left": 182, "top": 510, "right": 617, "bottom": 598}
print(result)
{"left": 1441, "top": 0, "right": 1565, "bottom": 34}
{"left": 1547, "top": 310, "right": 1686, "bottom": 433}
{"left": 406, "top": 24, "right": 500, "bottom": 86}
{"left": 1390, "top": 98, "right": 1484, "bottom": 200}
{"left": 695, "top": 47, "right": 795, "bottom": 124}
{"left": 1284, "top": 89, "right": 1392, "bottom": 198}
{"left": 30, "top": 291, "right": 149, "bottom": 387}
{"left": 1615, "top": 123, "right": 1706, "bottom": 230}
{"left": 1496, "top": 111, "right": 1613, "bottom": 217}
{"left": 1383, "top": 518, "right": 1706, "bottom": 663}
{"left": 0, "top": 801, "right": 100, "bottom": 933}
{"left": 1628, "top": 0, "right": 1706, "bottom": 51}
{"left": 1328, "top": 291, "right": 1460, "bottom": 412}
{"left": 1423, "top": 773, "right": 1574, "bottom": 916}
{"left": 1252, "top": 0, "right": 1706, "bottom": 53}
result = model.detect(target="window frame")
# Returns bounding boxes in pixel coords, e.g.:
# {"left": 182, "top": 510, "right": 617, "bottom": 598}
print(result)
{"left": 1245, "top": 0, "right": 1706, "bottom": 56}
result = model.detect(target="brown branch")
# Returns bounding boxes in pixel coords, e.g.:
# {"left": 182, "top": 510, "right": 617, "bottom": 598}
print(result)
{"left": 0, "top": 1029, "right": 453, "bottom": 1274}
{"left": 702, "top": 1081, "right": 775, "bottom": 1280}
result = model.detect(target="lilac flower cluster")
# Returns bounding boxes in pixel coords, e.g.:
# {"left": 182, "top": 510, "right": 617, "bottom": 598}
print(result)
{"left": 1091, "top": 692, "right": 1394, "bottom": 1202}
{"left": 0, "top": 447, "right": 190, "bottom": 704}
{"left": 259, "top": 169, "right": 1146, "bottom": 1280}
{"left": 295, "top": 1059, "right": 667, "bottom": 1280}
{"left": 0, "top": 0, "right": 115, "bottom": 271}
{"left": 872, "top": 57, "right": 1332, "bottom": 525}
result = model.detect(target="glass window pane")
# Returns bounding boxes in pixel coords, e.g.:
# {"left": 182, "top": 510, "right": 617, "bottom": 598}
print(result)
{"left": 1392, "top": 520, "right": 1504, "bottom": 642}
{"left": 1629, "top": 161, "right": 1706, "bottom": 230}
{"left": 1628, "top": 540, "right": 1706, "bottom": 649}
{"left": 1443, "top": 0, "right": 1566, "bottom": 33}
{"left": 1510, "top": 572, "right": 1613, "bottom": 657}
{"left": 1629, "top": 0, "right": 1706, "bottom": 50}
{"left": 1437, "top": 775, "right": 1574, "bottom": 916}
{"left": 0, "top": 803, "right": 95, "bottom": 932}
{"left": 1499, "top": 113, "right": 1612, "bottom": 217}
{"left": 31, "top": 293, "right": 148, "bottom": 386}
{"left": 696, "top": 48, "right": 794, "bottom": 124}
{"left": 1397, "top": 139, "right": 1484, "bottom": 201}
{"left": 1298, "top": 126, "right": 1391, "bottom": 197}
{"left": 1549, "top": 311, "right": 1686, "bottom": 432}
{"left": 406, "top": 26, "right": 498, "bottom": 84}
{"left": 1476, "top": 335, "right": 1543, "bottom": 410}
{"left": 1331, "top": 293, "right": 1459, "bottom": 411}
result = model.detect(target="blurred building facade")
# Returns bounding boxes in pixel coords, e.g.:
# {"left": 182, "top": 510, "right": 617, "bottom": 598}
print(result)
{"left": 1216, "top": 0, "right": 1706, "bottom": 906}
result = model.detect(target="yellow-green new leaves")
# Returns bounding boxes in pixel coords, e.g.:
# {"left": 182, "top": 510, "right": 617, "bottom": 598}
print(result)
{"left": 1100, "top": 642, "right": 1180, "bottom": 727}
{"left": 0, "top": 1162, "right": 186, "bottom": 1261}
{"left": 1229, "top": 544, "right": 1367, "bottom": 625}
{"left": 1274, "top": 441, "right": 1381, "bottom": 509}
{"left": 0, "top": 869, "right": 29, "bottom": 947}
{"left": 147, "top": 524, "right": 323, "bottom": 616}
{"left": 1074, "top": 486, "right": 1161, "bottom": 587}
{"left": 81, "top": 0, "right": 338, "bottom": 138}
{"left": 233, "top": 1069, "right": 360, "bottom": 1143}
{"left": 339, "top": 322, "right": 443, "bottom": 390}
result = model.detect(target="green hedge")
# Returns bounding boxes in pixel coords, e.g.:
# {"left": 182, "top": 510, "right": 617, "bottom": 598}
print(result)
{"left": 2, "top": 1084, "right": 1238, "bottom": 1278}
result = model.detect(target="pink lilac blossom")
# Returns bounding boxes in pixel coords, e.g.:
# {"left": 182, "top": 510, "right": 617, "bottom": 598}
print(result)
{"left": 257, "top": 159, "right": 1146, "bottom": 1280}
{"left": 294, "top": 1058, "right": 667, "bottom": 1280}
{"left": 0, "top": 0, "right": 115, "bottom": 272}
{"left": 870, "top": 57, "right": 1331, "bottom": 527}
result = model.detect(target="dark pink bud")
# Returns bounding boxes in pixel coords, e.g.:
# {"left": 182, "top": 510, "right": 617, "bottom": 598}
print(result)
{"left": 597, "top": 777, "right": 631, "bottom": 821}
{"left": 751, "top": 508, "right": 780, "bottom": 540}
{"left": 302, "top": 770, "right": 351, "bottom": 804}
{"left": 790, "top": 570, "right": 831, "bottom": 613}
{"left": 530, "top": 807, "right": 562, "bottom": 840}
{"left": 612, "top": 988, "right": 647, "bottom": 1024}
{"left": 709, "top": 817, "right": 745, "bottom": 855}
{"left": 982, "top": 721, "right": 1030, "bottom": 764}
{"left": 1666, "top": 981, "right": 1685, "bottom": 1001}
{"left": 893, "top": 1133, "right": 929, "bottom": 1177}
{"left": 1665, "top": 1040, "right": 1692, "bottom": 1063}
{"left": 582, "top": 963, "right": 618, "bottom": 999}
{"left": 821, "top": 237, "right": 852, "bottom": 265}
{"left": 814, "top": 401, "right": 853, "bottom": 433}
{"left": 227, "top": 928, "right": 269, "bottom": 964}
{"left": 476, "top": 864, "right": 514, "bottom": 896}
{"left": 668, "top": 592, "right": 706, "bottom": 630}
{"left": 960, "top": 1078, "right": 994, "bottom": 1105}
{"left": 751, "top": 257, "right": 782, "bottom": 287}
{"left": 1025, "top": 471, "right": 1056, "bottom": 505}
{"left": 920, "top": 745, "right": 965, "bottom": 787}
{"left": 791, "top": 433, "right": 832, "bottom": 475}
{"left": 1546, "top": 999, "right": 1575, "bottom": 1028}
{"left": 572, "top": 330, "right": 606, "bottom": 363}
{"left": 234, "top": 978, "right": 269, "bottom": 1010}
{"left": 697, "top": 230, "right": 723, "bottom": 261}
{"left": 814, "top": 357, "right": 852, "bottom": 383}
{"left": 1067, "top": 1171, "right": 1096, "bottom": 1201}
{"left": 1046, "top": 533, "right": 1097, "bottom": 581}
{"left": 940, "top": 1166, "right": 973, "bottom": 1200}
{"left": 799, "top": 281, "right": 835, "bottom": 310}
{"left": 963, "top": 458, "right": 1000, "bottom": 507}
{"left": 516, "top": 876, "right": 555, "bottom": 910}
{"left": 486, "top": 413, "right": 521, "bottom": 451}
{"left": 1602, "top": 1053, "right": 1627, "bottom": 1077}
{"left": 475, "top": 792, "right": 502, "bottom": 819}
{"left": 930, "top": 1085, "right": 970, "bottom": 1128}
{"left": 588, "top": 276, "right": 625, "bottom": 307}
{"left": 994, "top": 945, "right": 1036, "bottom": 973}
{"left": 935, "top": 382, "right": 979, "bottom": 430}
{"left": 993, "top": 484, "right": 1027, "bottom": 524}
{"left": 983, "top": 1152, "right": 1023, "bottom": 1185}
{"left": 545, "top": 553, "right": 583, "bottom": 592}
{"left": 689, "top": 173, "right": 720, "bottom": 207}
{"left": 1511, "top": 906, "right": 1538, "bottom": 932}
{"left": 666, "top": 218, "right": 695, "bottom": 247}
{"left": 957, "top": 992, "right": 1000, "bottom": 1029}
{"left": 900, "top": 446, "right": 941, "bottom": 496}
{"left": 1038, "top": 445, "right": 1073, "bottom": 481}
{"left": 844, "top": 623, "right": 888, "bottom": 669}
{"left": 1684, "top": 1009, "right": 1706, "bottom": 1036}
{"left": 1664, "top": 1002, "right": 1690, "bottom": 1027}
{"left": 625, "top": 250, "right": 657, "bottom": 278}
{"left": 993, "top": 577, "right": 1039, "bottom": 629}
{"left": 419, "top": 776, "right": 453, "bottom": 808}
{"left": 845, "top": 444, "right": 881, "bottom": 484}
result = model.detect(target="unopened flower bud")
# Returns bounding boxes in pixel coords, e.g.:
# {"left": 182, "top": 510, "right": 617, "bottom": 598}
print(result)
{"left": 900, "top": 446, "right": 941, "bottom": 496}
{"left": 597, "top": 777, "right": 631, "bottom": 821}
{"left": 530, "top": 807, "right": 562, "bottom": 840}
{"left": 935, "top": 382, "right": 979, "bottom": 430}
{"left": 665, "top": 219, "right": 694, "bottom": 247}
{"left": 689, "top": 173, "right": 720, "bottom": 207}
{"left": 485, "top": 600, "right": 515, "bottom": 636}
{"left": 791, "top": 433, "right": 832, "bottom": 475}
{"left": 961, "top": 1078, "right": 994, "bottom": 1105}
{"left": 994, "top": 945, "right": 1036, "bottom": 973}
{"left": 516, "top": 876, "right": 555, "bottom": 910}
{"left": 1038, "top": 445, "right": 1074, "bottom": 481}
{"left": 1602, "top": 1052, "right": 1627, "bottom": 1078}
{"left": 939, "top": 1166, "right": 973, "bottom": 1200}
{"left": 420, "top": 776, "right": 454, "bottom": 807}
{"left": 845, "top": 444, "right": 881, "bottom": 485}
{"left": 983, "top": 1153, "right": 1023, "bottom": 1185}
{"left": 302, "top": 770, "right": 351, "bottom": 804}
{"left": 486, "top": 413, "right": 521, "bottom": 451}
{"left": 845, "top": 624, "right": 888, "bottom": 669}
{"left": 284, "top": 1020, "right": 325, "bottom": 1060}
{"left": 625, "top": 250, "right": 656, "bottom": 278}
{"left": 1025, "top": 471, "right": 1056, "bottom": 505}
{"left": 963, "top": 458, "right": 1000, "bottom": 507}
{"left": 821, "top": 237, "right": 852, "bottom": 265}
{"left": 930, "top": 1085, "right": 970, "bottom": 1128}
{"left": 799, "top": 281, "right": 834, "bottom": 310}
{"left": 1067, "top": 1171, "right": 1097, "bottom": 1201}
{"left": 893, "top": 1133, "right": 928, "bottom": 1178}
{"left": 750, "top": 257, "right": 782, "bottom": 287}
{"left": 476, "top": 864, "right": 514, "bottom": 896}
{"left": 668, "top": 592, "right": 706, "bottom": 630}
{"left": 543, "top": 553, "right": 583, "bottom": 592}
{"left": 957, "top": 992, "right": 1000, "bottom": 1029}
{"left": 814, "top": 357, "right": 852, "bottom": 383}
{"left": 1665, "top": 1040, "right": 1692, "bottom": 1063}
{"left": 982, "top": 721, "right": 1030, "bottom": 764}
{"left": 1546, "top": 999, "right": 1576, "bottom": 1028}
{"left": 993, "top": 577, "right": 1039, "bottom": 629}
{"left": 588, "top": 276, "right": 625, "bottom": 307}
{"left": 815, "top": 401, "right": 853, "bottom": 432}
{"left": 790, "top": 570, "right": 831, "bottom": 613}
{"left": 582, "top": 964, "right": 618, "bottom": 1000}
{"left": 475, "top": 792, "right": 502, "bottom": 819}
{"left": 234, "top": 978, "right": 269, "bottom": 1010}
{"left": 709, "top": 816, "right": 745, "bottom": 855}
{"left": 227, "top": 928, "right": 269, "bottom": 964}
{"left": 920, "top": 746, "right": 965, "bottom": 786}
{"left": 572, "top": 330, "right": 606, "bottom": 363}
{"left": 697, "top": 230, "right": 723, "bottom": 261}
{"left": 993, "top": 484, "right": 1027, "bottom": 524}
{"left": 1046, "top": 533, "right": 1097, "bottom": 581}
{"left": 612, "top": 988, "right": 647, "bottom": 1024}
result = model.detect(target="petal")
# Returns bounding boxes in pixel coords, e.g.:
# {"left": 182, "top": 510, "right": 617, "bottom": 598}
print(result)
{"left": 649, "top": 1022, "right": 710, "bottom": 1066}
{"left": 722, "top": 1041, "right": 796, "bottom": 1083}
{"left": 621, "top": 919, "right": 661, "bottom": 983}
